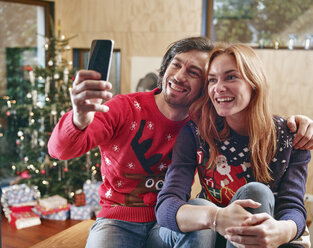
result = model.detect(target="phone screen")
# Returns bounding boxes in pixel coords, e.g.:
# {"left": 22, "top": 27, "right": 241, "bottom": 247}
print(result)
{"left": 87, "top": 40, "right": 114, "bottom": 81}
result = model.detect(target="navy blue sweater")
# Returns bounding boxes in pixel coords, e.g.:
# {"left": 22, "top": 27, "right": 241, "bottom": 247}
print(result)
{"left": 156, "top": 116, "right": 310, "bottom": 242}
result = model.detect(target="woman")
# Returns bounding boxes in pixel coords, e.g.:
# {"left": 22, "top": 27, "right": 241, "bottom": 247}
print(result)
{"left": 152, "top": 43, "right": 310, "bottom": 248}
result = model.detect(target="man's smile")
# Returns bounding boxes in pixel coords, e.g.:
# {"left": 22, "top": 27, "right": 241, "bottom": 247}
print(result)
{"left": 169, "top": 81, "right": 188, "bottom": 93}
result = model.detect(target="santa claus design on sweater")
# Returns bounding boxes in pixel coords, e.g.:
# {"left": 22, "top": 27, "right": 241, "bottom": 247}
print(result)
{"left": 200, "top": 154, "right": 251, "bottom": 206}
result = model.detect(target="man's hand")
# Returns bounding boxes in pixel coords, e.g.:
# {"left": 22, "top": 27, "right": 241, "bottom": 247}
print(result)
{"left": 287, "top": 115, "right": 313, "bottom": 150}
{"left": 70, "top": 70, "right": 113, "bottom": 130}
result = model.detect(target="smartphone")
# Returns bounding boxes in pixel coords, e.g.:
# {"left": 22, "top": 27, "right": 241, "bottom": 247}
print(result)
{"left": 87, "top": 39, "right": 114, "bottom": 81}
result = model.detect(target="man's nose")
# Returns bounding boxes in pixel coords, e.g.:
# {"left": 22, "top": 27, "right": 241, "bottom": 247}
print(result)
{"left": 174, "top": 68, "right": 187, "bottom": 82}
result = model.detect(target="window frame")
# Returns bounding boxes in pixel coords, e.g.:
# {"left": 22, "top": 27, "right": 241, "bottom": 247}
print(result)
{"left": 205, "top": 0, "right": 313, "bottom": 49}
{"left": 0, "top": 0, "right": 54, "bottom": 43}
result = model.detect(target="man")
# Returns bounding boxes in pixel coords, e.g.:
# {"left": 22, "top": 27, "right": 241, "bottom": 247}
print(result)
{"left": 48, "top": 36, "right": 313, "bottom": 248}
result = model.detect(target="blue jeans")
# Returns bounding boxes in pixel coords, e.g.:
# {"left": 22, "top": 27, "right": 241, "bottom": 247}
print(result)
{"left": 146, "top": 182, "right": 275, "bottom": 248}
{"left": 85, "top": 218, "right": 156, "bottom": 248}
{"left": 146, "top": 198, "right": 217, "bottom": 248}
{"left": 225, "top": 182, "right": 274, "bottom": 248}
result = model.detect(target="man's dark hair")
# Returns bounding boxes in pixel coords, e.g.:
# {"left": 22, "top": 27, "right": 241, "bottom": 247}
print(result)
{"left": 158, "top": 36, "right": 212, "bottom": 87}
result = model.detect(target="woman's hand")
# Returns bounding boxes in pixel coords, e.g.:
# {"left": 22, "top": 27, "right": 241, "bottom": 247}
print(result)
{"left": 216, "top": 199, "right": 260, "bottom": 236}
{"left": 224, "top": 213, "right": 297, "bottom": 248}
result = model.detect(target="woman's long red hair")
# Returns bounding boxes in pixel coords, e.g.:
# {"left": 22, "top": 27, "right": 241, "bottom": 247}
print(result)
{"left": 190, "top": 43, "right": 277, "bottom": 183}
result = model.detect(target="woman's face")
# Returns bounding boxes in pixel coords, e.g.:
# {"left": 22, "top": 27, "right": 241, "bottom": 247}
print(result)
{"left": 207, "top": 53, "right": 253, "bottom": 122}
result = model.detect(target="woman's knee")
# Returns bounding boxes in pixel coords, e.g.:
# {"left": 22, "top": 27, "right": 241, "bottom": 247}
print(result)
{"left": 245, "top": 182, "right": 273, "bottom": 200}
{"left": 233, "top": 182, "right": 275, "bottom": 214}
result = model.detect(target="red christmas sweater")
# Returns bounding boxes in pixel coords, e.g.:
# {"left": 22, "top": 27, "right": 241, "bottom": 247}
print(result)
{"left": 48, "top": 88, "right": 189, "bottom": 222}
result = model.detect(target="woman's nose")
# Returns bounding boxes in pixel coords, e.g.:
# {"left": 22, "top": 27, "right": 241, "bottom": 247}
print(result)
{"left": 214, "top": 79, "right": 226, "bottom": 93}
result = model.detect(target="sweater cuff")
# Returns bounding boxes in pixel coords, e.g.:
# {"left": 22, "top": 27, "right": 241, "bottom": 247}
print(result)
{"left": 279, "top": 213, "right": 306, "bottom": 240}
{"left": 164, "top": 198, "right": 186, "bottom": 233}
{"left": 63, "top": 111, "right": 86, "bottom": 140}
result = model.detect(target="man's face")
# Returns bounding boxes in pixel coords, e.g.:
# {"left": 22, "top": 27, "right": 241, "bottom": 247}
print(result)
{"left": 161, "top": 50, "right": 209, "bottom": 108}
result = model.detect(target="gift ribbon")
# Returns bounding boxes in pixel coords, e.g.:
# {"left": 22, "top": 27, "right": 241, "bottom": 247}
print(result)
{"left": 10, "top": 205, "right": 34, "bottom": 213}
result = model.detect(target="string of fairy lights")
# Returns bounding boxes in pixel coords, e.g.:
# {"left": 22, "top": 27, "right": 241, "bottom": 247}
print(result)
{"left": 1, "top": 29, "right": 100, "bottom": 199}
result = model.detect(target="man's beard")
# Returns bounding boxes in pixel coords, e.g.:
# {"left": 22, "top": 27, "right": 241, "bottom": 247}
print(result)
{"left": 163, "top": 92, "right": 193, "bottom": 108}
{"left": 162, "top": 79, "right": 195, "bottom": 108}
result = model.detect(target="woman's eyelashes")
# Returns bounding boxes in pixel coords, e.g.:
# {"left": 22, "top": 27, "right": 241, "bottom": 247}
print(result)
{"left": 208, "top": 74, "right": 238, "bottom": 84}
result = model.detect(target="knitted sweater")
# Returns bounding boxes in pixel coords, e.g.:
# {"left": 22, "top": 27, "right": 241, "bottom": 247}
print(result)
{"left": 48, "top": 88, "right": 189, "bottom": 222}
{"left": 156, "top": 117, "right": 310, "bottom": 240}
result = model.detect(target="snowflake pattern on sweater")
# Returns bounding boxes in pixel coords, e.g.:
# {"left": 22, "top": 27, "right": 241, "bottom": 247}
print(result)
{"left": 156, "top": 116, "right": 309, "bottom": 238}
{"left": 195, "top": 117, "right": 297, "bottom": 207}
{"left": 48, "top": 88, "right": 189, "bottom": 222}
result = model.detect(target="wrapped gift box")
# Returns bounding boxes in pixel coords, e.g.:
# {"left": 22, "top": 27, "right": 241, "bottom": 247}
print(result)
{"left": 1, "top": 184, "right": 40, "bottom": 206}
{"left": 38, "top": 195, "right": 68, "bottom": 212}
{"left": 83, "top": 180, "right": 102, "bottom": 209}
{"left": 70, "top": 205, "right": 93, "bottom": 220}
{"left": 74, "top": 189, "right": 86, "bottom": 207}
{"left": 34, "top": 195, "right": 70, "bottom": 221}
{"left": 33, "top": 206, "right": 70, "bottom": 221}
{"left": 41, "top": 209, "right": 70, "bottom": 220}
{"left": 10, "top": 206, "right": 41, "bottom": 229}
{"left": 34, "top": 203, "right": 71, "bottom": 216}
{"left": 1, "top": 184, "right": 41, "bottom": 228}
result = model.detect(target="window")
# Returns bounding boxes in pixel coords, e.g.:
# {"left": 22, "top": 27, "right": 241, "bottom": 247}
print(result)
{"left": 0, "top": 0, "right": 53, "bottom": 98}
{"left": 212, "top": 0, "right": 313, "bottom": 48}
{"left": 0, "top": 0, "right": 53, "bottom": 177}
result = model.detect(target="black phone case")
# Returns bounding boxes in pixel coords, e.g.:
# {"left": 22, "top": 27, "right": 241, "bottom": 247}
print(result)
{"left": 87, "top": 40, "right": 114, "bottom": 81}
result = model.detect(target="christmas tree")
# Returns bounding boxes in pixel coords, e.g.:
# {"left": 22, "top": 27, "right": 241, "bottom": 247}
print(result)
{"left": 0, "top": 25, "right": 101, "bottom": 202}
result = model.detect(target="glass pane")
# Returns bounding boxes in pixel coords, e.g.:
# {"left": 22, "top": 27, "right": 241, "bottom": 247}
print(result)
{"left": 0, "top": 1, "right": 45, "bottom": 97}
{"left": 0, "top": 1, "right": 46, "bottom": 179}
{"left": 212, "top": 0, "right": 313, "bottom": 48}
